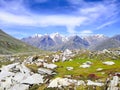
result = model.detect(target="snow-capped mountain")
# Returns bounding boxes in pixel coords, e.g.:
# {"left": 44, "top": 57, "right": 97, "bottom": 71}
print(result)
{"left": 84, "top": 34, "right": 108, "bottom": 45}
{"left": 92, "top": 34, "right": 120, "bottom": 50}
{"left": 112, "top": 35, "right": 120, "bottom": 41}
{"left": 21, "top": 33, "right": 111, "bottom": 51}
{"left": 61, "top": 35, "right": 90, "bottom": 50}
{"left": 50, "top": 33, "right": 68, "bottom": 45}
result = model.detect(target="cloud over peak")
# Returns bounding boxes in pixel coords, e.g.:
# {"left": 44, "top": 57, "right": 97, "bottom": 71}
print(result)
{"left": 0, "top": 0, "right": 119, "bottom": 36}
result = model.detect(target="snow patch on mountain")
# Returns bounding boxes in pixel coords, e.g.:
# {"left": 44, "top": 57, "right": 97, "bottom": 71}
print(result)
{"left": 50, "top": 32, "right": 68, "bottom": 42}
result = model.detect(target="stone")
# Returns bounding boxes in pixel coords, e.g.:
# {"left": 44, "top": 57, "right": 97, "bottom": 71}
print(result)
{"left": 48, "top": 78, "right": 71, "bottom": 88}
{"left": 66, "top": 67, "right": 74, "bottom": 71}
{"left": 103, "top": 61, "right": 115, "bottom": 65}
{"left": 80, "top": 64, "right": 90, "bottom": 68}
{"left": 43, "top": 63, "right": 57, "bottom": 69}
{"left": 21, "top": 74, "right": 44, "bottom": 84}
{"left": 38, "top": 68, "right": 53, "bottom": 75}
{"left": 107, "top": 76, "right": 119, "bottom": 90}
{"left": 87, "top": 80, "right": 104, "bottom": 86}
{"left": 96, "top": 68, "right": 103, "bottom": 71}
{"left": 8, "top": 84, "right": 29, "bottom": 90}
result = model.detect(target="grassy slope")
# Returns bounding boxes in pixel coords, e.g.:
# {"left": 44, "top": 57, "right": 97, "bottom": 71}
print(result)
{"left": 37, "top": 57, "right": 120, "bottom": 90}
{"left": 55, "top": 58, "right": 120, "bottom": 79}
{"left": 37, "top": 50, "right": 120, "bottom": 90}
{"left": 54, "top": 50, "right": 120, "bottom": 79}
{"left": 0, "top": 29, "right": 42, "bottom": 54}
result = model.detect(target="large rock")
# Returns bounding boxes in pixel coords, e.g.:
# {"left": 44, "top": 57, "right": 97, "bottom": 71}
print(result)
{"left": 103, "top": 61, "right": 115, "bottom": 65}
{"left": 48, "top": 78, "right": 85, "bottom": 88}
{"left": 21, "top": 74, "right": 44, "bottom": 84}
{"left": 43, "top": 63, "right": 57, "bottom": 69}
{"left": 107, "top": 76, "right": 119, "bottom": 90}
{"left": 0, "top": 62, "right": 43, "bottom": 89}
{"left": 87, "top": 80, "right": 104, "bottom": 86}
{"left": 80, "top": 61, "right": 92, "bottom": 68}
{"left": 8, "top": 84, "right": 29, "bottom": 90}
{"left": 48, "top": 78, "right": 71, "bottom": 88}
{"left": 38, "top": 68, "right": 53, "bottom": 75}
{"left": 52, "top": 54, "right": 60, "bottom": 63}
{"left": 66, "top": 67, "right": 74, "bottom": 71}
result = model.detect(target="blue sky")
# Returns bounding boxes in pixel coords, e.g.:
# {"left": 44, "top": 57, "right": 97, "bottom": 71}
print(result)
{"left": 0, "top": 0, "right": 120, "bottom": 38}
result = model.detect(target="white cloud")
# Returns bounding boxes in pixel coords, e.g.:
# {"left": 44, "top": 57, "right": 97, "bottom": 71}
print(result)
{"left": 79, "top": 4, "right": 117, "bottom": 23}
{"left": 66, "top": 26, "right": 76, "bottom": 34}
{"left": 0, "top": 0, "right": 119, "bottom": 35}
{"left": 80, "top": 5, "right": 107, "bottom": 17}
{"left": 96, "top": 20, "right": 117, "bottom": 30}
{"left": 0, "top": 11, "right": 88, "bottom": 34}
{"left": 37, "top": 15, "right": 88, "bottom": 27}
{"left": 0, "top": 11, "right": 36, "bottom": 26}
{"left": 79, "top": 30, "right": 93, "bottom": 36}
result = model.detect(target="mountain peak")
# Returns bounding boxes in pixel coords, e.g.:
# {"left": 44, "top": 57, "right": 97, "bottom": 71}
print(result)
{"left": 94, "top": 34, "right": 106, "bottom": 38}
{"left": 32, "top": 34, "right": 43, "bottom": 38}
{"left": 50, "top": 32, "right": 61, "bottom": 39}
{"left": 50, "top": 33, "right": 68, "bottom": 42}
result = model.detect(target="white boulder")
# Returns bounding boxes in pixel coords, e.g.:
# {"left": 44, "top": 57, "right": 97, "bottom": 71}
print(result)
{"left": 52, "top": 55, "right": 60, "bottom": 63}
{"left": 107, "top": 76, "right": 119, "bottom": 90}
{"left": 38, "top": 68, "right": 53, "bottom": 75}
{"left": 62, "top": 56, "right": 67, "bottom": 62}
{"left": 21, "top": 74, "right": 44, "bottom": 84}
{"left": 0, "top": 77, "right": 13, "bottom": 90}
{"left": 96, "top": 68, "right": 103, "bottom": 71}
{"left": 48, "top": 78, "right": 85, "bottom": 88}
{"left": 87, "top": 80, "right": 104, "bottom": 86}
{"left": 48, "top": 78, "right": 71, "bottom": 88}
{"left": 8, "top": 84, "right": 29, "bottom": 90}
{"left": 103, "top": 61, "right": 115, "bottom": 65}
{"left": 63, "top": 49, "right": 72, "bottom": 56}
{"left": 43, "top": 63, "right": 57, "bottom": 69}
{"left": 80, "top": 64, "right": 90, "bottom": 68}
{"left": 80, "top": 61, "right": 92, "bottom": 68}
{"left": 66, "top": 67, "right": 74, "bottom": 71}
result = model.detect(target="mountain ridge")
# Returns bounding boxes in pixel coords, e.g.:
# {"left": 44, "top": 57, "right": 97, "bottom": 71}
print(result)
{"left": 22, "top": 33, "right": 110, "bottom": 51}
{"left": 92, "top": 35, "right": 120, "bottom": 50}
{"left": 0, "top": 29, "right": 41, "bottom": 54}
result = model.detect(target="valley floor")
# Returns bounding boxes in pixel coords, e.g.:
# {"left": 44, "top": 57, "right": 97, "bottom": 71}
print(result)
{"left": 0, "top": 49, "right": 120, "bottom": 90}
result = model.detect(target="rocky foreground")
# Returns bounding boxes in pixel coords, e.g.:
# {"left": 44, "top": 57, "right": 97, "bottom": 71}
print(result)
{"left": 0, "top": 49, "right": 120, "bottom": 90}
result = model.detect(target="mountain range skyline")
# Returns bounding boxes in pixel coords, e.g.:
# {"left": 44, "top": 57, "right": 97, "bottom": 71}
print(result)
{"left": 0, "top": 0, "right": 120, "bottom": 39}
{"left": 24, "top": 32, "right": 109, "bottom": 37}
{"left": 1, "top": 29, "right": 120, "bottom": 39}
{"left": 22, "top": 32, "right": 120, "bottom": 51}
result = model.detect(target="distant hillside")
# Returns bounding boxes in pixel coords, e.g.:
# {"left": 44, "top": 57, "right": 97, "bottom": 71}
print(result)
{"left": 92, "top": 38, "right": 120, "bottom": 50}
{"left": 112, "top": 35, "right": 120, "bottom": 41}
{"left": 84, "top": 34, "right": 108, "bottom": 46}
{"left": 0, "top": 29, "right": 41, "bottom": 54}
